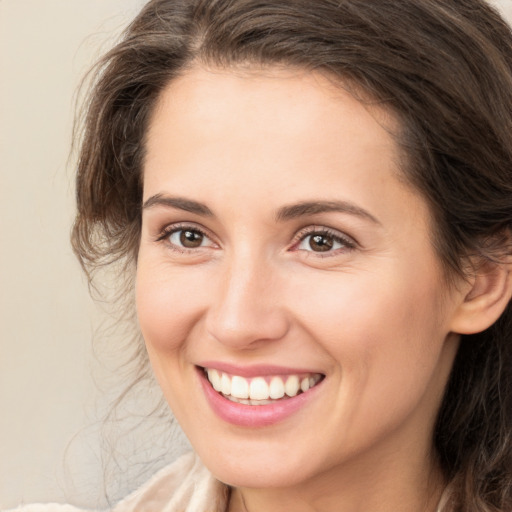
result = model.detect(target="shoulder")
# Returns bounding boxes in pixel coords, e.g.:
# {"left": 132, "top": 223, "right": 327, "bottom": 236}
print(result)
{"left": 112, "top": 451, "right": 229, "bottom": 512}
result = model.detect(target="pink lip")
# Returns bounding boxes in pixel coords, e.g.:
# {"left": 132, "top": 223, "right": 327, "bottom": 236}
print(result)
{"left": 197, "top": 361, "right": 322, "bottom": 378}
{"left": 196, "top": 366, "right": 324, "bottom": 428}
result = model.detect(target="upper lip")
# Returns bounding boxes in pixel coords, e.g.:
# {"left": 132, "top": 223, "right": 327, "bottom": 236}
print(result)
{"left": 197, "top": 361, "right": 325, "bottom": 378}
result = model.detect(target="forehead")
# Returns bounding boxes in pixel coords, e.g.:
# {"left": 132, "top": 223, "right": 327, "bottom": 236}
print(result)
{"left": 148, "top": 65, "right": 400, "bottom": 138}
{"left": 144, "top": 65, "right": 404, "bottom": 191}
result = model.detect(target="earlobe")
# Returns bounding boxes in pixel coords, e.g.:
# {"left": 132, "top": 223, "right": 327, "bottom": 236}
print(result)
{"left": 449, "top": 260, "right": 512, "bottom": 335}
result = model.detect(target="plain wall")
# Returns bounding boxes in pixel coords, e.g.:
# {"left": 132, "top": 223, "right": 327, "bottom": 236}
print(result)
{"left": 1, "top": 0, "right": 512, "bottom": 509}
{"left": 0, "top": 1, "right": 168, "bottom": 509}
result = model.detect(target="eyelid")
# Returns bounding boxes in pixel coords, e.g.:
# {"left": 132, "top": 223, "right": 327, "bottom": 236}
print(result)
{"left": 155, "top": 222, "right": 218, "bottom": 250}
{"left": 290, "top": 225, "right": 358, "bottom": 253}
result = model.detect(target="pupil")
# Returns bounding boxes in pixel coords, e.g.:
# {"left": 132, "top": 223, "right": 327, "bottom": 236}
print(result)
{"left": 310, "top": 234, "right": 333, "bottom": 252}
{"left": 180, "top": 230, "right": 203, "bottom": 248}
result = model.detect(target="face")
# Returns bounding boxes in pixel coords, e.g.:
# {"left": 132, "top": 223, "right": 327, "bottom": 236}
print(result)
{"left": 136, "top": 66, "right": 462, "bottom": 490}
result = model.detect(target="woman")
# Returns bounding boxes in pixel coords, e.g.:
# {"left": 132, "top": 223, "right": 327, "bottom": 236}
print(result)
{"left": 13, "top": 0, "right": 512, "bottom": 511}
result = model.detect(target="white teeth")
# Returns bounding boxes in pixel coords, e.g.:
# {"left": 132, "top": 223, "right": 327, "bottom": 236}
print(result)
{"left": 285, "top": 375, "right": 300, "bottom": 397}
{"left": 249, "top": 377, "right": 269, "bottom": 400}
{"left": 231, "top": 375, "right": 249, "bottom": 399}
{"left": 227, "top": 396, "right": 250, "bottom": 405}
{"left": 204, "top": 368, "right": 323, "bottom": 404}
{"left": 269, "top": 376, "right": 285, "bottom": 399}
{"left": 207, "top": 369, "right": 222, "bottom": 392}
{"left": 221, "top": 373, "right": 231, "bottom": 395}
{"left": 227, "top": 396, "right": 275, "bottom": 405}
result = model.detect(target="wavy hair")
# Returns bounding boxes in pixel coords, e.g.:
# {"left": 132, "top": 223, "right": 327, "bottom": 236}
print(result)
{"left": 72, "top": 1, "right": 512, "bottom": 509}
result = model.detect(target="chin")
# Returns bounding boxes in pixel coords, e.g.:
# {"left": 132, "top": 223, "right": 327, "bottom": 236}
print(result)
{"left": 194, "top": 439, "right": 328, "bottom": 490}
{"left": 208, "top": 459, "right": 312, "bottom": 489}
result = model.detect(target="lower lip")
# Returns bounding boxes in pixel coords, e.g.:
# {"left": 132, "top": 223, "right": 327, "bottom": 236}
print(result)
{"left": 197, "top": 368, "right": 323, "bottom": 428}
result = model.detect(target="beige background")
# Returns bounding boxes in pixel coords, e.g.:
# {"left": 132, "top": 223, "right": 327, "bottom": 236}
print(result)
{"left": 1, "top": 0, "right": 512, "bottom": 509}
{"left": 0, "top": 1, "right": 178, "bottom": 509}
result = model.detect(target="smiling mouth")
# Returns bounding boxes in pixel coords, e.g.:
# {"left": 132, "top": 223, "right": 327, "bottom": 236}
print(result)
{"left": 203, "top": 367, "right": 324, "bottom": 405}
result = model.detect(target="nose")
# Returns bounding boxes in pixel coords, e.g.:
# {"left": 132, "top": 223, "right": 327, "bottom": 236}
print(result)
{"left": 205, "top": 254, "right": 290, "bottom": 350}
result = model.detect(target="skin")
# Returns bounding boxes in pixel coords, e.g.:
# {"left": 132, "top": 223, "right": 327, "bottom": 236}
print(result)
{"left": 136, "top": 66, "right": 470, "bottom": 512}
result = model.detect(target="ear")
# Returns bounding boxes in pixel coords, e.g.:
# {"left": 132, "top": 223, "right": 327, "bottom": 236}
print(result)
{"left": 450, "top": 258, "right": 512, "bottom": 335}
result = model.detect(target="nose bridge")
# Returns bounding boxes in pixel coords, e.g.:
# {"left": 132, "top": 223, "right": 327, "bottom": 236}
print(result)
{"left": 206, "top": 247, "right": 289, "bottom": 348}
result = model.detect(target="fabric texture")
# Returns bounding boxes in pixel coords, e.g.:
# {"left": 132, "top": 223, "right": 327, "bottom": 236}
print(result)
{"left": 4, "top": 452, "right": 229, "bottom": 512}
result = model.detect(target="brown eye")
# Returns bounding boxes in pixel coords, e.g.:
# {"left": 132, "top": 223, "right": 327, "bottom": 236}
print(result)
{"left": 308, "top": 234, "right": 334, "bottom": 252}
{"left": 167, "top": 227, "right": 213, "bottom": 250}
{"left": 296, "top": 229, "right": 354, "bottom": 254}
{"left": 180, "top": 229, "right": 204, "bottom": 248}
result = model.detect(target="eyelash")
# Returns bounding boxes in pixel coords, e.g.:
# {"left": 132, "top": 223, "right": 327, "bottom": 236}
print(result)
{"left": 156, "top": 223, "right": 215, "bottom": 253}
{"left": 292, "top": 226, "right": 357, "bottom": 256}
{"left": 155, "top": 223, "right": 357, "bottom": 256}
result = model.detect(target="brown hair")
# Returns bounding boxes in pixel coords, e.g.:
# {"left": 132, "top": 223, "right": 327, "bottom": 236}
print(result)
{"left": 73, "top": 1, "right": 512, "bottom": 509}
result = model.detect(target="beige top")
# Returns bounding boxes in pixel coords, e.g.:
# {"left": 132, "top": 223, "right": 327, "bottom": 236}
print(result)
{"left": 4, "top": 452, "right": 229, "bottom": 512}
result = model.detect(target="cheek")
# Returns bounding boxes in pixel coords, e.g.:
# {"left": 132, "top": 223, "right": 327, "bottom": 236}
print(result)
{"left": 135, "top": 262, "right": 206, "bottom": 355}
{"left": 293, "top": 268, "right": 450, "bottom": 452}
{"left": 292, "top": 265, "right": 446, "bottom": 392}
{"left": 135, "top": 264, "right": 198, "bottom": 409}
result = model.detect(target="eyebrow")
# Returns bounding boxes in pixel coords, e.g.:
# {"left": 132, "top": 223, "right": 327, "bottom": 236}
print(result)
{"left": 142, "top": 194, "right": 214, "bottom": 216}
{"left": 142, "top": 194, "right": 379, "bottom": 225}
{"left": 275, "top": 200, "right": 380, "bottom": 224}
